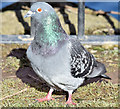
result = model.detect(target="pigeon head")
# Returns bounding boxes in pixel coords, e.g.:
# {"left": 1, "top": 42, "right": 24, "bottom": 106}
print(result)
{"left": 24, "top": 2, "right": 55, "bottom": 19}
{"left": 25, "top": 2, "right": 67, "bottom": 46}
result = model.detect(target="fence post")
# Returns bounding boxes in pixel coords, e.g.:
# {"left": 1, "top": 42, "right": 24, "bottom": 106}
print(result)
{"left": 78, "top": 1, "right": 85, "bottom": 38}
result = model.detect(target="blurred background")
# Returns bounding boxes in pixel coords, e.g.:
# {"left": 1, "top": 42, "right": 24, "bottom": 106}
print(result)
{"left": 0, "top": 1, "right": 120, "bottom": 35}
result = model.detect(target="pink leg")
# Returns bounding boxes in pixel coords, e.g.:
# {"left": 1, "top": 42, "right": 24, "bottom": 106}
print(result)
{"left": 66, "top": 91, "right": 76, "bottom": 105}
{"left": 36, "top": 88, "right": 54, "bottom": 102}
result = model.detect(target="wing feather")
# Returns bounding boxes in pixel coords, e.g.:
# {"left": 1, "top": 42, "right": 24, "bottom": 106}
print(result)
{"left": 70, "top": 38, "right": 97, "bottom": 78}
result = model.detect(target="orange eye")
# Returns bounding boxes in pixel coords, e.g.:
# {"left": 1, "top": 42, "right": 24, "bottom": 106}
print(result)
{"left": 37, "top": 8, "right": 42, "bottom": 13}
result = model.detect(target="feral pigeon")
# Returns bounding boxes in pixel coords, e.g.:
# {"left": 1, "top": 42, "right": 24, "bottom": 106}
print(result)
{"left": 24, "top": 2, "right": 111, "bottom": 105}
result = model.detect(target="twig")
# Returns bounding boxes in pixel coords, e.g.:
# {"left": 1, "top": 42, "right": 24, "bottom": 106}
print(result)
{"left": 110, "top": 11, "right": 120, "bottom": 15}
{"left": 94, "top": 10, "right": 120, "bottom": 15}
{"left": 0, "top": 88, "right": 27, "bottom": 101}
{"left": 8, "top": 76, "right": 16, "bottom": 78}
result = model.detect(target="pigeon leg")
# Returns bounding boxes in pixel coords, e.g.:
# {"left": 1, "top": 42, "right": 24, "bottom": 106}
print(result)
{"left": 36, "top": 88, "right": 54, "bottom": 102}
{"left": 66, "top": 91, "right": 76, "bottom": 105}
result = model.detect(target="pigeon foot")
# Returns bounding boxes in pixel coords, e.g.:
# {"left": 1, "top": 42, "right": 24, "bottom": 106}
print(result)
{"left": 66, "top": 100, "right": 76, "bottom": 105}
{"left": 36, "top": 88, "right": 54, "bottom": 102}
{"left": 66, "top": 92, "right": 76, "bottom": 105}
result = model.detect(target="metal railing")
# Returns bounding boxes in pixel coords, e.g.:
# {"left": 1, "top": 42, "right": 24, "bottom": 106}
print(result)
{"left": 78, "top": 1, "right": 85, "bottom": 37}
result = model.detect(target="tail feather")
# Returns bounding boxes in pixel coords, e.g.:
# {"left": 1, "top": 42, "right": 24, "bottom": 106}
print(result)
{"left": 87, "top": 61, "right": 109, "bottom": 79}
{"left": 100, "top": 74, "right": 111, "bottom": 80}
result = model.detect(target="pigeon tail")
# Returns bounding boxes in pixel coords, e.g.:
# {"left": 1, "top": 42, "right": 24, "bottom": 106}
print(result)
{"left": 87, "top": 61, "right": 110, "bottom": 79}
{"left": 100, "top": 74, "right": 111, "bottom": 80}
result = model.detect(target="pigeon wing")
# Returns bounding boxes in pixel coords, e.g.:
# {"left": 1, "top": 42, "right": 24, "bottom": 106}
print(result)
{"left": 70, "top": 39, "right": 97, "bottom": 78}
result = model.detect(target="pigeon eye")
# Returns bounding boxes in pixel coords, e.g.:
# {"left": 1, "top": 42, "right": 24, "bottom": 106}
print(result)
{"left": 37, "top": 8, "right": 42, "bottom": 13}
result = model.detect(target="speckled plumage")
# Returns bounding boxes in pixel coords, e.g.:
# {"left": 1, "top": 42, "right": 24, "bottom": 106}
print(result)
{"left": 25, "top": 2, "right": 110, "bottom": 104}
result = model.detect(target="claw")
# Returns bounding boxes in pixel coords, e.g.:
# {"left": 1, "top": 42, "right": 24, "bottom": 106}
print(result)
{"left": 66, "top": 91, "right": 76, "bottom": 105}
{"left": 66, "top": 101, "right": 76, "bottom": 105}
{"left": 35, "top": 88, "right": 54, "bottom": 102}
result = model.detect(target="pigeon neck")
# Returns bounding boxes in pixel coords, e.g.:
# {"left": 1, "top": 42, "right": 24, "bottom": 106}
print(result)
{"left": 35, "top": 13, "right": 67, "bottom": 46}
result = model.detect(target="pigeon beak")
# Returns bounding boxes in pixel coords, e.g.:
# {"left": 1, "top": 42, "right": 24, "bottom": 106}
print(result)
{"left": 24, "top": 10, "right": 34, "bottom": 18}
